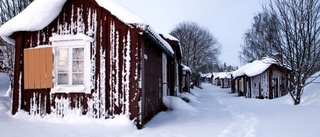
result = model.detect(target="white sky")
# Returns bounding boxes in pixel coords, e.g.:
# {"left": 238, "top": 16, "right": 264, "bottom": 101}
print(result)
{"left": 116, "top": 0, "right": 266, "bottom": 67}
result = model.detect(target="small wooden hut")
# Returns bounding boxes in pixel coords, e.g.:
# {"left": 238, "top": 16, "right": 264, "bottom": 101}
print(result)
{"left": 232, "top": 57, "right": 291, "bottom": 99}
{"left": 0, "top": 0, "right": 178, "bottom": 128}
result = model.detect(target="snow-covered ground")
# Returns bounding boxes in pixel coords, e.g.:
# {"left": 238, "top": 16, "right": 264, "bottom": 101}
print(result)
{"left": 0, "top": 72, "right": 320, "bottom": 137}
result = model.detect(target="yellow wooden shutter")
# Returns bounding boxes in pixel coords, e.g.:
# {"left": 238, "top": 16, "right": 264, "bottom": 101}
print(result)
{"left": 24, "top": 47, "right": 53, "bottom": 89}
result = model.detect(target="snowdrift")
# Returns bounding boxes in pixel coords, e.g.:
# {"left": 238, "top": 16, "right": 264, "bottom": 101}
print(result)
{"left": 0, "top": 72, "right": 10, "bottom": 111}
{"left": 162, "top": 96, "right": 197, "bottom": 111}
{"left": 0, "top": 72, "right": 10, "bottom": 96}
{"left": 300, "top": 72, "right": 320, "bottom": 106}
{"left": 274, "top": 71, "right": 320, "bottom": 106}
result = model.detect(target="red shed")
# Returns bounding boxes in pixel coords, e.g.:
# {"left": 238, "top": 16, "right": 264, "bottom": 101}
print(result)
{"left": 0, "top": 0, "right": 176, "bottom": 128}
{"left": 231, "top": 57, "right": 291, "bottom": 99}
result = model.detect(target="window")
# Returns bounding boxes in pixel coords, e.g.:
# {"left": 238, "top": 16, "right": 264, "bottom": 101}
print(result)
{"left": 50, "top": 34, "right": 92, "bottom": 93}
{"left": 57, "top": 47, "right": 85, "bottom": 85}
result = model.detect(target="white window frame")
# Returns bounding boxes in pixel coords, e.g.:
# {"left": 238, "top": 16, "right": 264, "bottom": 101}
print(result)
{"left": 50, "top": 34, "right": 92, "bottom": 93}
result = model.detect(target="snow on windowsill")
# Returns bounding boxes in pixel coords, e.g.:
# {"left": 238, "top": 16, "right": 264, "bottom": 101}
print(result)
{"left": 51, "top": 85, "right": 89, "bottom": 94}
{"left": 49, "top": 33, "right": 94, "bottom": 42}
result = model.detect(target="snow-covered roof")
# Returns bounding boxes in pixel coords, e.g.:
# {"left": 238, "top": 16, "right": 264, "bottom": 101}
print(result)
{"left": 0, "top": 0, "right": 174, "bottom": 55}
{"left": 200, "top": 73, "right": 211, "bottom": 78}
{"left": 181, "top": 64, "right": 192, "bottom": 74}
{"left": 0, "top": 0, "right": 146, "bottom": 40}
{"left": 232, "top": 57, "right": 277, "bottom": 78}
{"left": 0, "top": 0, "right": 67, "bottom": 44}
{"left": 215, "top": 72, "right": 232, "bottom": 79}
{"left": 161, "top": 33, "right": 179, "bottom": 42}
{"left": 160, "top": 33, "right": 182, "bottom": 57}
{"left": 95, "top": 0, "right": 147, "bottom": 26}
{"left": 145, "top": 28, "right": 174, "bottom": 55}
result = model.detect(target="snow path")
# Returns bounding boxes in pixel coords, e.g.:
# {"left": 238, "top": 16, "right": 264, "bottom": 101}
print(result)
{"left": 211, "top": 90, "right": 259, "bottom": 137}
{"left": 131, "top": 84, "right": 260, "bottom": 137}
{"left": 1, "top": 81, "right": 320, "bottom": 137}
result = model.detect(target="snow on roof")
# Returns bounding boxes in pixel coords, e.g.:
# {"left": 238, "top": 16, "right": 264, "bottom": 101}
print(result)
{"left": 215, "top": 72, "right": 232, "bottom": 79}
{"left": 181, "top": 64, "right": 192, "bottom": 74}
{"left": 145, "top": 27, "right": 174, "bottom": 55}
{"left": 160, "top": 33, "right": 179, "bottom": 42}
{"left": 159, "top": 33, "right": 182, "bottom": 57}
{"left": 0, "top": 0, "right": 173, "bottom": 55}
{"left": 232, "top": 57, "right": 277, "bottom": 78}
{"left": 0, "top": 0, "right": 67, "bottom": 44}
{"left": 95, "top": 0, "right": 147, "bottom": 26}
{"left": 97, "top": 0, "right": 174, "bottom": 55}
{"left": 200, "top": 73, "right": 212, "bottom": 78}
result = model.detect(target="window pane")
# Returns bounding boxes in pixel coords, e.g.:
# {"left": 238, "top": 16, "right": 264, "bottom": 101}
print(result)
{"left": 58, "top": 73, "right": 68, "bottom": 85}
{"left": 58, "top": 48, "right": 69, "bottom": 60}
{"left": 58, "top": 61, "right": 68, "bottom": 72}
{"left": 56, "top": 47, "right": 85, "bottom": 86}
{"left": 72, "top": 73, "right": 84, "bottom": 85}
{"left": 72, "top": 61, "right": 84, "bottom": 72}
{"left": 57, "top": 48, "right": 69, "bottom": 72}
{"left": 73, "top": 48, "right": 84, "bottom": 60}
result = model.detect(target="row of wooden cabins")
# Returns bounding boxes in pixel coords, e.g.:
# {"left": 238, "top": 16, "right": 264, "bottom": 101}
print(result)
{"left": 201, "top": 72, "right": 232, "bottom": 88}
{"left": 0, "top": 0, "right": 191, "bottom": 128}
{"left": 206, "top": 57, "right": 291, "bottom": 99}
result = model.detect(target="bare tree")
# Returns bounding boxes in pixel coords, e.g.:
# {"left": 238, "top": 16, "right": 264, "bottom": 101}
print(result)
{"left": 0, "top": 39, "right": 14, "bottom": 79}
{"left": 241, "top": 0, "right": 320, "bottom": 105}
{"left": 240, "top": 11, "right": 280, "bottom": 63}
{"left": 269, "top": 0, "right": 320, "bottom": 105}
{"left": 170, "top": 21, "right": 221, "bottom": 74}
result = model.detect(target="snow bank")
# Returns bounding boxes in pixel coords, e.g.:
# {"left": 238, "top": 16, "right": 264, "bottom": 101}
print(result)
{"left": 13, "top": 111, "right": 135, "bottom": 126}
{"left": 270, "top": 71, "right": 320, "bottom": 106}
{"left": 0, "top": 73, "right": 10, "bottom": 112}
{"left": 0, "top": 96, "right": 10, "bottom": 112}
{"left": 300, "top": 72, "right": 320, "bottom": 106}
{"left": 190, "top": 90, "right": 201, "bottom": 98}
{"left": 163, "top": 96, "right": 197, "bottom": 111}
{"left": 0, "top": 72, "right": 10, "bottom": 96}
{"left": 179, "top": 92, "right": 200, "bottom": 103}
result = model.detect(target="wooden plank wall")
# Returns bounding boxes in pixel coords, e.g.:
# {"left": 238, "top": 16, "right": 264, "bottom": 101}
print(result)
{"left": 143, "top": 38, "right": 165, "bottom": 124}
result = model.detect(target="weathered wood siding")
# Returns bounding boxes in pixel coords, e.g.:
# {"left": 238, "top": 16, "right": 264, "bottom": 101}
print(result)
{"left": 245, "top": 65, "right": 290, "bottom": 99}
{"left": 249, "top": 71, "right": 269, "bottom": 98}
{"left": 12, "top": 0, "right": 142, "bottom": 125}
{"left": 142, "top": 38, "right": 165, "bottom": 124}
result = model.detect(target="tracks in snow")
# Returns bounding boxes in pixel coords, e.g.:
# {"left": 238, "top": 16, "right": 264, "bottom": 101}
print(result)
{"left": 212, "top": 93, "right": 259, "bottom": 137}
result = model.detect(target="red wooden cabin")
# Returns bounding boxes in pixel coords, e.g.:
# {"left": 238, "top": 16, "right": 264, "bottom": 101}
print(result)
{"left": 0, "top": 0, "right": 177, "bottom": 128}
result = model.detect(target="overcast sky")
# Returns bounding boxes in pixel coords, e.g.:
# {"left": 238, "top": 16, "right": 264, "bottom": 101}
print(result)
{"left": 116, "top": 0, "right": 266, "bottom": 67}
